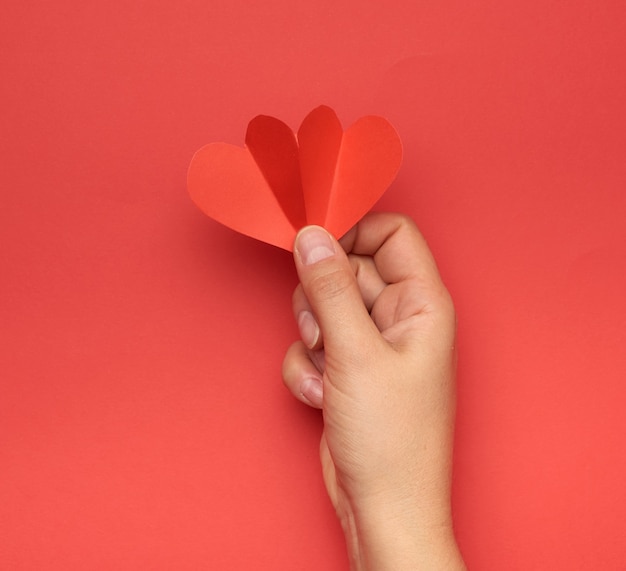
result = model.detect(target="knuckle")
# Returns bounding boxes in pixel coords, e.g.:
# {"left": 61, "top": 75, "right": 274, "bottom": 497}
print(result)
{"left": 431, "top": 286, "right": 455, "bottom": 316}
{"left": 429, "top": 287, "right": 457, "bottom": 337}
{"left": 307, "top": 265, "right": 355, "bottom": 303}
{"left": 436, "top": 287, "right": 456, "bottom": 319}
{"left": 395, "top": 212, "right": 417, "bottom": 231}
{"left": 292, "top": 283, "right": 306, "bottom": 311}
{"left": 281, "top": 341, "right": 301, "bottom": 387}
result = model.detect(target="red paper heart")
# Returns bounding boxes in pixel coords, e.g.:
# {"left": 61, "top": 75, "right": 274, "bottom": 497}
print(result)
{"left": 187, "top": 106, "right": 402, "bottom": 251}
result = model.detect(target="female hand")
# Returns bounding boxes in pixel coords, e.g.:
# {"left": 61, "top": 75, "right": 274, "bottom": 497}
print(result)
{"left": 282, "top": 213, "right": 465, "bottom": 570}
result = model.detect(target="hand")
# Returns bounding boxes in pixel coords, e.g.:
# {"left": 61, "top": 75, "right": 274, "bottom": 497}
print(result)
{"left": 282, "top": 213, "right": 465, "bottom": 570}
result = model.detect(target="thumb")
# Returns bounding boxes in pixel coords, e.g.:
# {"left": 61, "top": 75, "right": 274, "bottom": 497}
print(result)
{"left": 293, "top": 226, "right": 381, "bottom": 356}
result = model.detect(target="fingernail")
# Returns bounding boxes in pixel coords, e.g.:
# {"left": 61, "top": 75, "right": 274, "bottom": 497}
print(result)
{"left": 297, "top": 310, "right": 320, "bottom": 348}
{"left": 295, "top": 226, "right": 335, "bottom": 266}
{"left": 301, "top": 377, "right": 323, "bottom": 407}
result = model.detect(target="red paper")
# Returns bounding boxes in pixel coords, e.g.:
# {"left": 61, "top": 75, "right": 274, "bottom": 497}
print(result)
{"left": 187, "top": 106, "right": 403, "bottom": 250}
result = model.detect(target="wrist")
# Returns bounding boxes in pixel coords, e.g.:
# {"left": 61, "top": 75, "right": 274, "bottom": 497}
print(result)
{"left": 340, "top": 498, "right": 466, "bottom": 571}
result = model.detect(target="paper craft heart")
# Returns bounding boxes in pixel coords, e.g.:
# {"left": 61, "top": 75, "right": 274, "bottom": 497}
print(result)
{"left": 187, "top": 105, "right": 402, "bottom": 251}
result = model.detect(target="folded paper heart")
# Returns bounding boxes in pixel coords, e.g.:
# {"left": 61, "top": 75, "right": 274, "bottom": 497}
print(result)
{"left": 187, "top": 105, "right": 403, "bottom": 251}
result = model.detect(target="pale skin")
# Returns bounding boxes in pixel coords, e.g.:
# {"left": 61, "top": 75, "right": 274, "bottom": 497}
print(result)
{"left": 282, "top": 213, "right": 466, "bottom": 570}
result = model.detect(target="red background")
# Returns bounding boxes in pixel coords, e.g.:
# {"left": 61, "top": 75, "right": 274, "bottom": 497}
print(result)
{"left": 2, "top": 1, "right": 625, "bottom": 569}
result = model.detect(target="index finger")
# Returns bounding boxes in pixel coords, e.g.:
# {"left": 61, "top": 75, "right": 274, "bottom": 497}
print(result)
{"left": 339, "top": 212, "right": 444, "bottom": 290}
